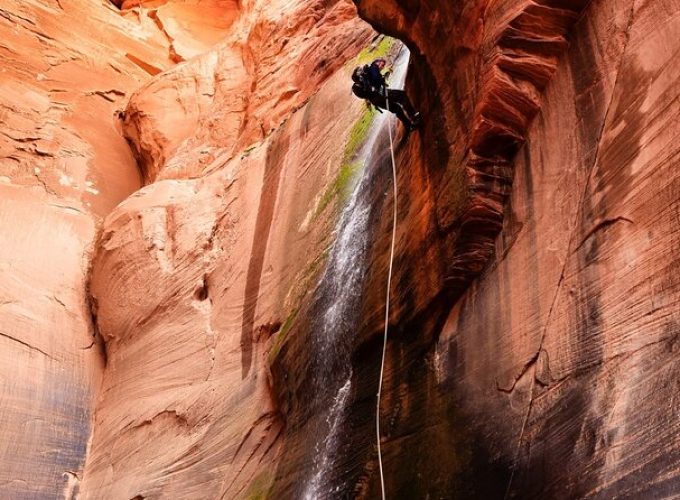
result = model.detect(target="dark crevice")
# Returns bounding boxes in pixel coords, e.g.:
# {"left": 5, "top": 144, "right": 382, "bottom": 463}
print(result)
{"left": 86, "top": 247, "right": 108, "bottom": 367}
{"left": 194, "top": 276, "right": 210, "bottom": 301}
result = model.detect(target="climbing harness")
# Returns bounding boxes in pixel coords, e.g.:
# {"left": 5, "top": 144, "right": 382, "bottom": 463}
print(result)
{"left": 376, "top": 92, "right": 398, "bottom": 500}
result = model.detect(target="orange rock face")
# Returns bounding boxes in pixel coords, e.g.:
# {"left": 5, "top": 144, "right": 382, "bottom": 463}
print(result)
{"left": 2, "top": 0, "right": 678, "bottom": 497}
{"left": 0, "top": 0, "right": 173, "bottom": 216}
{"left": 0, "top": 184, "right": 101, "bottom": 499}
{"left": 77, "top": 1, "right": 374, "bottom": 497}
{"left": 80, "top": 68, "right": 374, "bottom": 498}
{"left": 113, "top": 1, "right": 240, "bottom": 62}
{"left": 122, "top": 0, "right": 372, "bottom": 182}
{"left": 340, "top": 0, "right": 680, "bottom": 497}
{"left": 0, "top": 0, "right": 373, "bottom": 497}
{"left": 0, "top": 1, "right": 172, "bottom": 497}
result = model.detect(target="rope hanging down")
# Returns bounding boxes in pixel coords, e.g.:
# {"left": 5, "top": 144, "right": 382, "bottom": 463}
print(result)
{"left": 376, "top": 93, "right": 398, "bottom": 500}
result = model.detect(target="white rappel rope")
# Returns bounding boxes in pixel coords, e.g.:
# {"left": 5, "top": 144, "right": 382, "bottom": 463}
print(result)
{"left": 376, "top": 91, "right": 398, "bottom": 500}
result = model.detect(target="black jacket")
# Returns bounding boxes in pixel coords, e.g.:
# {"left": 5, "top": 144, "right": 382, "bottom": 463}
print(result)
{"left": 366, "top": 62, "right": 386, "bottom": 90}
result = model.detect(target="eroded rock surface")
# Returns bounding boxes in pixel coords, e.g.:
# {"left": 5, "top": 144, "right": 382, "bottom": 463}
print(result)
{"left": 0, "top": 1, "right": 175, "bottom": 496}
{"left": 80, "top": 68, "right": 376, "bottom": 499}
{"left": 0, "top": 184, "right": 102, "bottom": 499}
{"left": 111, "top": 0, "right": 240, "bottom": 62}
{"left": 435, "top": 1, "right": 680, "bottom": 496}
{"left": 1, "top": 0, "right": 374, "bottom": 495}
{"left": 78, "top": 1, "right": 375, "bottom": 497}
{"left": 121, "top": 0, "right": 373, "bottom": 182}
{"left": 336, "top": 0, "right": 680, "bottom": 497}
{"left": 2, "top": 0, "right": 678, "bottom": 497}
{"left": 0, "top": 0, "right": 174, "bottom": 216}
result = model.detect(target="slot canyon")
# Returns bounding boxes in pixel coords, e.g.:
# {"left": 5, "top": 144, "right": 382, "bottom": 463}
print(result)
{"left": 0, "top": 0, "right": 678, "bottom": 498}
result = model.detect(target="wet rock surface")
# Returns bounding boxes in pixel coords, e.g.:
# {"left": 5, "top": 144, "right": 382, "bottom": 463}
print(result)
{"left": 347, "top": 0, "right": 680, "bottom": 497}
{"left": 79, "top": 1, "right": 375, "bottom": 497}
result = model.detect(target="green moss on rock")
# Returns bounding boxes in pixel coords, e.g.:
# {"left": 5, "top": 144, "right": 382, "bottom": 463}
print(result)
{"left": 269, "top": 307, "right": 299, "bottom": 359}
{"left": 313, "top": 105, "right": 376, "bottom": 220}
{"left": 356, "top": 35, "right": 396, "bottom": 65}
{"left": 243, "top": 470, "right": 274, "bottom": 500}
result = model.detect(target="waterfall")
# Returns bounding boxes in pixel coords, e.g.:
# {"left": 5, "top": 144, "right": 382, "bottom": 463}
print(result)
{"left": 302, "top": 45, "right": 410, "bottom": 500}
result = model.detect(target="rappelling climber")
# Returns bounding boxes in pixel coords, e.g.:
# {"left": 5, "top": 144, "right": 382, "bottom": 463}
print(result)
{"left": 352, "top": 58, "right": 421, "bottom": 131}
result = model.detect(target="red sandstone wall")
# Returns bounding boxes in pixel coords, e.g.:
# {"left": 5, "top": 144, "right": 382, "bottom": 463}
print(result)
{"left": 435, "top": 0, "right": 680, "bottom": 495}
{"left": 350, "top": 0, "right": 680, "bottom": 497}
{"left": 1, "top": 0, "right": 677, "bottom": 497}
{"left": 0, "top": 1, "right": 172, "bottom": 496}
{"left": 78, "top": 1, "right": 374, "bottom": 497}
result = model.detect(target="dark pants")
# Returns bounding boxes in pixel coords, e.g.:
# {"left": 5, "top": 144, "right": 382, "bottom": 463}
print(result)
{"left": 369, "top": 89, "right": 418, "bottom": 127}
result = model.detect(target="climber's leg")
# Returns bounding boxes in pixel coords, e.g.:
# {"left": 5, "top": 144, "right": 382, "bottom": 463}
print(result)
{"left": 386, "top": 89, "right": 419, "bottom": 122}
{"left": 368, "top": 93, "right": 387, "bottom": 111}
{"left": 392, "top": 103, "right": 415, "bottom": 129}
{"left": 370, "top": 91, "right": 417, "bottom": 130}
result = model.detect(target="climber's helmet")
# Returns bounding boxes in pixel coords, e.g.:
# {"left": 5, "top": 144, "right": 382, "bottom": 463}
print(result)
{"left": 373, "top": 58, "right": 387, "bottom": 70}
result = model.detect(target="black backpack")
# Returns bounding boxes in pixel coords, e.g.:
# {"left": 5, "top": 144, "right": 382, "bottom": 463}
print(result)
{"left": 351, "top": 64, "right": 371, "bottom": 99}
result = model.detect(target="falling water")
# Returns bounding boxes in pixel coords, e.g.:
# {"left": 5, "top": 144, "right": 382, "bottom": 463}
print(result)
{"left": 302, "top": 45, "right": 410, "bottom": 499}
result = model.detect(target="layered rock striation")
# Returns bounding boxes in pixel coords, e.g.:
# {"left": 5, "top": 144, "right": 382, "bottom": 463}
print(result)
{"left": 0, "top": 1, "right": 175, "bottom": 496}
{"left": 79, "top": 1, "right": 376, "bottom": 498}
{"left": 79, "top": 67, "right": 376, "bottom": 498}
{"left": 1, "top": 0, "right": 374, "bottom": 497}
{"left": 110, "top": 0, "right": 240, "bottom": 63}
{"left": 337, "top": 0, "right": 680, "bottom": 497}
{"left": 1, "top": 0, "right": 678, "bottom": 497}
{"left": 121, "top": 0, "right": 372, "bottom": 183}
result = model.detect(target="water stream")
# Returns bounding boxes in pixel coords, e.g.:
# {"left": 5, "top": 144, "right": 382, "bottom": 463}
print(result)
{"left": 302, "top": 46, "right": 410, "bottom": 500}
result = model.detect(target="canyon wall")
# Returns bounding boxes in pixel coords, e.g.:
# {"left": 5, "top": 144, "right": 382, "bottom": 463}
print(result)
{"left": 1, "top": 0, "right": 678, "bottom": 498}
{"left": 78, "top": 67, "right": 375, "bottom": 499}
{"left": 79, "top": 1, "right": 375, "bottom": 498}
{"left": 0, "top": 0, "right": 173, "bottom": 496}
{"left": 1, "top": 0, "right": 375, "bottom": 497}
{"left": 342, "top": 0, "right": 680, "bottom": 497}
